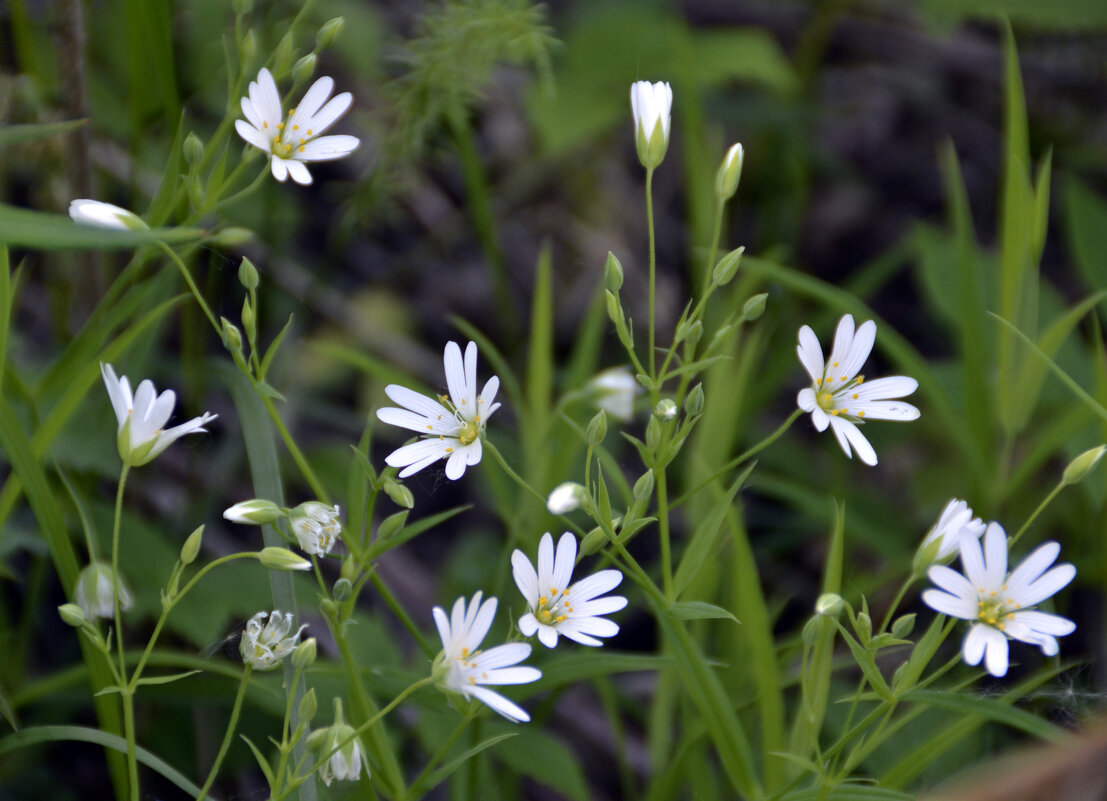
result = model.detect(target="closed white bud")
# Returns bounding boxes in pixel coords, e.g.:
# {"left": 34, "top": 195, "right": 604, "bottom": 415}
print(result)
{"left": 69, "top": 199, "right": 148, "bottom": 232}
{"left": 257, "top": 547, "right": 312, "bottom": 571}
{"left": 630, "top": 81, "right": 672, "bottom": 170}
{"left": 654, "top": 398, "right": 678, "bottom": 421}
{"left": 74, "top": 562, "right": 133, "bottom": 619}
{"left": 223, "top": 499, "right": 284, "bottom": 526}
{"left": 714, "top": 143, "right": 744, "bottom": 200}
{"left": 546, "top": 482, "right": 586, "bottom": 515}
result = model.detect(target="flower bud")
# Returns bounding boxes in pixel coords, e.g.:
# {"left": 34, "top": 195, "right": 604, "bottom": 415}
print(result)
{"left": 854, "top": 612, "right": 872, "bottom": 646}
{"left": 802, "top": 615, "right": 830, "bottom": 647}
{"left": 241, "top": 297, "right": 256, "bottom": 343}
{"left": 239, "top": 29, "right": 257, "bottom": 66}
{"left": 292, "top": 638, "right": 318, "bottom": 671}
{"left": 332, "top": 578, "right": 352, "bottom": 602}
{"left": 382, "top": 478, "right": 414, "bottom": 509}
{"left": 68, "top": 200, "right": 148, "bottom": 231}
{"left": 742, "top": 292, "right": 768, "bottom": 322}
{"left": 714, "top": 143, "right": 744, "bottom": 201}
{"left": 630, "top": 81, "right": 672, "bottom": 170}
{"left": 633, "top": 469, "right": 654, "bottom": 501}
{"left": 258, "top": 547, "right": 312, "bottom": 571}
{"left": 59, "top": 603, "right": 87, "bottom": 627}
{"left": 645, "top": 416, "right": 662, "bottom": 453}
{"left": 239, "top": 257, "right": 260, "bottom": 290}
{"left": 654, "top": 398, "right": 678, "bottom": 421}
{"left": 273, "top": 33, "right": 294, "bottom": 77}
{"left": 183, "top": 132, "right": 204, "bottom": 165}
{"left": 587, "top": 409, "right": 608, "bottom": 447}
{"left": 340, "top": 554, "right": 358, "bottom": 583}
{"left": 211, "top": 227, "right": 254, "bottom": 248}
{"left": 1062, "top": 444, "right": 1106, "bottom": 486}
{"left": 546, "top": 482, "right": 586, "bottom": 515}
{"left": 377, "top": 510, "right": 408, "bottom": 541}
{"left": 815, "top": 592, "right": 844, "bottom": 617}
{"left": 298, "top": 687, "right": 318, "bottom": 720}
{"left": 684, "top": 383, "right": 704, "bottom": 416}
{"left": 74, "top": 562, "right": 134, "bottom": 619}
{"left": 891, "top": 613, "right": 916, "bottom": 640}
{"left": 221, "top": 317, "right": 243, "bottom": 353}
{"left": 590, "top": 367, "right": 637, "bottom": 422}
{"left": 223, "top": 499, "right": 284, "bottom": 526}
{"left": 712, "top": 246, "right": 744, "bottom": 286}
{"left": 316, "top": 17, "right": 345, "bottom": 50}
{"left": 181, "top": 525, "right": 204, "bottom": 565}
{"left": 604, "top": 251, "right": 624, "bottom": 292}
{"left": 292, "top": 53, "right": 317, "bottom": 86}
{"left": 579, "top": 526, "right": 608, "bottom": 556}
{"left": 677, "top": 319, "right": 702, "bottom": 349}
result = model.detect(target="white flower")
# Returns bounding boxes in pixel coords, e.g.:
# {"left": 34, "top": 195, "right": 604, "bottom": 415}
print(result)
{"left": 376, "top": 341, "right": 501, "bottom": 480}
{"left": 916, "top": 499, "right": 986, "bottom": 568}
{"left": 431, "top": 592, "right": 541, "bottom": 723}
{"left": 795, "top": 314, "right": 920, "bottom": 466}
{"left": 74, "top": 562, "right": 133, "bottom": 619}
{"left": 239, "top": 610, "right": 307, "bottom": 671}
{"left": 68, "top": 199, "right": 148, "bottom": 231}
{"left": 512, "top": 532, "right": 626, "bottom": 648}
{"left": 235, "top": 67, "right": 359, "bottom": 186}
{"left": 289, "top": 502, "right": 342, "bottom": 556}
{"left": 101, "top": 363, "right": 217, "bottom": 467}
{"left": 590, "top": 366, "right": 638, "bottom": 422}
{"left": 546, "top": 482, "right": 585, "bottom": 515}
{"left": 630, "top": 80, "right": 672, "bottom": 169}
{"left": 312, "top": 700, "right": 366, "bottom": 786}
{"left": 922, "top": 522, "right": 1076, "bottom": 677}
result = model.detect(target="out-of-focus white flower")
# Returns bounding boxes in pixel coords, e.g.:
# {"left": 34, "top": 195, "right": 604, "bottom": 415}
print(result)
{"left": 546, "top": 482, "right": 585, "bottom": 515}
{"left": 289, "top": 502, "right": 342, "bottom": 556}
{"left": 74, "top": 562, "right": 133, "bottom": 619}
{"left": 630, "top": 80, "right": 672, "bottom": 169}
{"left": 914, "top": 499, "right": 986, "bottom": 572}
{"left": 235, "top": 67, "right": 359, "bottom": 185}
{"left": 100, "top": 363, "right": 217, "bottom": 467}
{"left": 512, "top": 532, "right": 626, "bottom": 648}
{"left": 922, "top": 522, "right": 1076, "bottom": 677}
{"left": 795, "top": 315, "right": 919, "bottom": 466}
{"left": 590, "top": 367, "right": 638, "bottom": 422}
{"left": 310, "top": 699, "right": 366, "bottom": 786}
{"left": 376, "top": 341, "right": 501, "bottom": 481}
{"left": 68, "top": 199, "right": 148, "bottom": 231}
{"left": 239, "top": 610, "right": 306, "bottom": 671}
{"left": 431, "top": 592, "right": 540, "bottom": 723}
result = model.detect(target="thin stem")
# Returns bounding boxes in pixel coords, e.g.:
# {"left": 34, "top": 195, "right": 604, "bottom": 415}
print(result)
{"left": 111, "top": 464, "right": 130, "bottom": 679}
{"left": 271, "top": 670, "right": 303, "bottom": 799}
{"left": 370, "top": 573, "right": 435, "bottom": 658}
{"left": 195, "top": 667, "right": 253, "bottom": 801}
{"left": 702, "top": 199, "right": 725, "bottom": 297}
{"left": 656, "top": 468, "right": 673, "bottom": 600}
{"left": 646, "top": 168, "right": 657, "bottom": 393}
{"left": 156, "top": 242, "right": 220, "bottom": 335}
{"left": 121, "top": 689, "right": 139, "bottom": 801}
{"left": 1010, "top": 479, "right": 1064, "bottom": 547}
{"left": 407, "top": 715, "right": 472, "bottom": 796}
{"left": 878, "top": 576, "right": 915, "bottom": 635}
{"left": 261, "top": 395, "right": 330, "bottom": 502}
{"left": 672, "top": 410, "right": 802, "bottom": 509}
{"left": 484, "top": 440, "right": 588, "bottom": 537}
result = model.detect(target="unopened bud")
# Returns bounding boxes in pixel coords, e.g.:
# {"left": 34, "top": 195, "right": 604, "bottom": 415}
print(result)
{"left": 333, "top": 578, "right": 352, "bottom": 602}
{"left": 712, "top": 247, "right": 744, "bottom": 286}
{"left": 742, "top": 292, "right": 768, "bottom": 322}
{"left": 223, "top": 499, "right": 284, "bottom": 526}
{"left": 316, "top": 17, "right": 345, "bottom": 50}
{"left": 815, "top": 593, "right": 844, "bottom": 617}
{"left": 181, "top": 525, "right": 204, "bottom": 565}
{"left": 714, "top": 143, "right": 744, "bottom": 201}
{"left": 587, "top": 409, "right": 608, "bottom": 447}
{"left": 645, "top": 416, "right": 662, "bottom": 453}
{"left": 240, "top": 29, "right": 257, "bottom": 66}
{"left": 546, "top": 482, "right": 585, "bottom": 515}
{"left": 59, "top": 603, "right": 86, "bottom": 627}
{"left": 340, "top": 554, "right": 357, "bottom": 583}
{"left": 241, "top": 297, "right": 256, "bottom": 339}
{"left": 383, "top": 479, "right": 414, "bottom": 509}
{"left": 1062, "top": 444, "right": 1106, "bottom": 486}
{"left": 273, "top": 34, "right": 294, "bottom": 77}
{"left": 293, "top": 638, "right": 318, "bottom": 671}
{"left": 238, "top": 257, "right": 259, "bottom": 290}
{"left": 258, "top": 547, "right": 312, "bottom": 571}
{"left": 377, "top": 510, "right": 408, "bottom": 540}
{"left": 685, "top": 384, "right": 704, "bottom": 416}
{"left": 292, "top": 53, "right": 317, "bottom": 86}
{"left": 183, "top": 132, "right": 204, "bottom": 165}
{"left": 891, "top": 613, "right": 916, "bottom": 640}
{"left": 604, "top": 252, "right": 624, "bottom": 292}
{"left": 211, "top": 227, "right": 253, "bottom": 248}
{"left": 633, "top": 469, "right": 654, "bottom": 501}
{"left": 855, "top": 612, "right": 872, "bottom": 646}
{"left": 221, "top": 317, "right": 243, "bottom": 352}
{"left": 654, "top": 398, "right": 678, "bottom": 421}
{"left": 298, "top": 686, "right": 318, "bottom": 720}
{"left": 579, "top": 526, "right": 608, "bottom": 556}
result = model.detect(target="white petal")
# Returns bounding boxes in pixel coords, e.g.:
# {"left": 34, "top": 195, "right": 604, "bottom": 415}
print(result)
{"left": 376, "top": 407, "right": 451, "bottom": 435}
{"left": 297, "top": 134, "right": 360, "bottom": 162}
{"left": 473, "top": 642, "right": 532, "bottom": 671}
{"left": 536, "top": 625, "right": 559, "bottom": 649}
{"left": 810, "top": 406, "right": 829, "bottom": 432}
{"left": 385, "top": 439, "right": 450, "bottom": 470}
{"left": 449, "top": 595, "right": 469, "bottom": 644}
{"left": 443, "top": 342, "right": 466, "bottom": 408}
{"left": 239, "top": 95, "right": 265, "bottom": 133}
{"left": 829, "top": 417, "right": 877, "bottom": 466}
{"left": 303, "top": 91, "right": 353, "bottom": 135}
{"left": 841, "top": 319, "right": 876, "bottom": 380}
{"left": 253, "top": 69, "right": 283, "bottom": 131}
{"left": 565, "top": 615, "right": 619, "bottom": 638}
{"left": 285, "top": 160, "right": 313, "bottom": 185}
{"left": 462, "top": 341, "right": 478, "bottom": 410}
{"left": 383, "top": 385, "right": 456, "bottom": 421}
{"left": 982, "top": 628, "right": 1009, "bottom": 677}
{"left": 552, "top": 532, "right": 577, "bottom": 591}
{"left": 1004, "top": 541, "right": 1061, "bottom": 599}
{"left": 568, "top": 570, "right": 623, "bottom": 603}
{"left": 536, "top": 533, "right": 555, "bottom": 591}
{"left": 443, "top": 448, "right": 469, "bottom": 480}
{"left": 981, "top": 522, "right": 1008, "bottom": 590}
{"left": 482, "top": 666, "right": 542, "bottom": 685}
{"left": 556, "top": 625, "right": 604, "bottom": 647}
{"left": 927, "top": 564, "right": 975, "bottom": 600}
{"left": 478, "top": 375, "right": 500, "bottom": 420}
{"left": 433, "top": 606, "right": 452, "bottom": 650}
{"left": 517, "top": 613, "right": 539, "bottom": 637}
{"left": 572, "top": 595, "right": 627, "bottom": 617}
{"left": 235, "top": 119, "right": 269, "bottom": 152}
{"left": 797, "top": 387, "right": 817, "bottom": 413}
{"left": 287, "top": 76, "right": 335, "bottom": 134}
{"left": 464, "top": 439, "right": 482, "bottom": 467}
{"left": 100, "top": 363, "right": 130, "bottom": 425}
{"left": 796, "top": 325, "right": 825, "bottom": 382}
{"left": 958, "top": 529, "right": 988, "bottom": 588}
{"left": 466, "top": 686, "right": 529, "bottom": 723}
{"left": 1012, "top": 564, "right": 1076, "bottom": 608}
{"left": 511, "top": 550, "right": 539, "bottom": 604}
{"left": 826, "top": 315, "right": 857, "bottom": 378}
{"left": 1009, "top": 610, "right": 1075, "bottom": 637}
{"left": 270, "top": 157, "right": 289, "bottom": 182}
{"left": 921, "top": 588, "right": 975, "bottom": 620}
{"left": 852, "top": 376, "right": 918, "bottom": 401}
{"left": 148, "top": 412, "right": 216, "bottom": 459}
{"left": 850, "top": 400, "right": 920, "bottom": 422}
{"left": 467, "top": 595, "right": 497, "bottom": 648}
{"left": 962, "top": 623, "right": 989, "bottom": 666}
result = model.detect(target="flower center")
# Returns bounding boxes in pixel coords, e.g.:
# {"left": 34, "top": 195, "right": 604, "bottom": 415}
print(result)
{"left": 458, "top": 420, "right": 479, "bottom": 446}
{"left": 977, "top": 591, "right": 1018, "bottom": 630}
{"left": 814, "top": 373, "right": 865, "bottom": 417}
{"left": 535, "top": 588, "right": 572, "bottom": 625}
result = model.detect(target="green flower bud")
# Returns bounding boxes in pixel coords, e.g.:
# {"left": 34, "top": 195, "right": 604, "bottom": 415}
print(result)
{"left": 241, "top": 297, "right": 256, "bottom": 341}
{"left": 742, "top": 292, "right": 768, "bottom": 322}
{"left": 633, "top": 469, "right": 654, "bottom": 501}
{"left": 801, "top": 615, "right": 831, "bottom": 647}
{"left": 183, "top": 132, "right": 204, "bottom": 165}
{"left": 685, "top": 383, "right": 704, "bottom": 416}
{"left": 223, "top": 499, "right": 284, "bottom": 526}
{"left": 292, "top": 53, "right": 317, "bottom": 86}
{"left": 316, "top": 17, "right": 345, "bottom": 50}
{"left": 298, "top": 686, "right": 318, "bottom": 720}
{"left": 239, "top": 29, "right": 257, "bottom": 66}
{"left": 340, "top": 554, "right": 358, "bottom": 583}
{"left": 59, "top": 603, "right": 87, "bottom": 627}
{"left": 238, "top": 257, "right": 260, "bottom": 290}
{"left": 258, "top": 547, "right": 312, "bottom": 572}
{"left": 654, "top": 398, "right": 678, "bottom": 421}
{"left": 587, "top": 409, "right": 608, "bottom": 447}
{"left": 712, "top": 246, "right": 744, "bottom": 286}
{"left": 891, "top": 613, "right": 916, "bottom": 640}
{"left": 604, "top": 251, "right": 624, "bottom": 292}
{"left": 815, "top": 592, "right": 844, "bottom": 617}
{"left": 273, "top": 33, "right": 294, "bottom": 77}
{"left": 714, "top": 143, "right": 744, "bottom": 201}
{"left": 292, "top": 638, "right": 318, "bottom": 671}
{"left": 645, "top": 416, "right": 662, "bottom": 453}
{"left": 377, "top": 510, "right": 408, "bottom": 541}
{"left": 332, "top": 578, "right": 352, "bottom": 602}
{"left": 221, "top": 317, "right": 243, "bottom": 353}
{"left": 1062, "top": 444, "right": 1106, "bottom": 486}
{"left": 382, "top": 478, "right": 414, "bottom": 509}
{"left": 211, "top": 227, "right": 254, "bottom": 248}
{"left": 854, "top": 612, "right": 872, "bottom": 646}
{"left": 180, "top": 525, "right": 204, "bottom": 565}
{"left": 579, "top": 526, "right": 608, "bottom": 556}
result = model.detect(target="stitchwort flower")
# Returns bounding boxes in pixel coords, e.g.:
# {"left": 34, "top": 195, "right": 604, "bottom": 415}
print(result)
{"left": 376, "top": 341, "right": 500, "bottom": 480}
{"left": 922, "top": 522, "right": 1076, "bottom": 677}
{"left": 289, "top": 501, "right": 342, "bottom": 556}
{"left": 101, "top": 363, "right": 217, "bottom": 467}
{"left": 68, "top": 199, "right": 147, "bottom": 231}
{"left": 239, "top": 610, "right": 306, "bottom": 671}
{"left": 630, "top": 80, "right": 672, "bottom": 169}
{"left": 309, "top": 699, "right": 366, "bottom": 786}
{"left": 431, "top": 592, "right": 540, "bottom": 723}
{"left": 74, "top": 562, "right": 133, "bottom": 619}
{"left": 913, "top": 498, "right": 986, "bottom": 573}
{"left": 512, "top": 532, "right": 626, "bottom": 648}
{"left": 589, "top": 366, "right": 638, "bottom": 422}
{"left": 795, "top": 314, "right": 919, "bottom": 466}
{"left": 235, "top": 67, "right": 359, "bottom": 185}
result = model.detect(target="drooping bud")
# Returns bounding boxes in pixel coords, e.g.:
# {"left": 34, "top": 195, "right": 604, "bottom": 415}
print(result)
{"left": 257, "top": 547, "right": 313, "bottom": 572}
{"left": 59, "top": 603, "right": 87, "bottom": 627}
{"left": 74, "top": 562, "right": 134, "bottom": 619}
{"left": 288, "top": 502, "right": 343, "bottom": 556}
{"left": 382, "top": 478, "right": 414, "bottom": 509}
{"left": 546, "top": 482, "right": 586, "bottom": 515}
{"left": 223, "top": 499, "right": 284, "bottom": 526}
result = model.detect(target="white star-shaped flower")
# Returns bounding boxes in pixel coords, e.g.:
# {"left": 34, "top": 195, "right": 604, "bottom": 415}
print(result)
{"left": 919, "top": 499, "right": 986, "bottom": 563}
{"left": 376, "top": 341, "right": 501, "bottom": 480}
{"left": 239, "top": 610, "right": 307, "bottom": 671}
{"left": 795, "top": 314, "right": 920, "bottom": 466}
{"left": 235, "top": 67, "right": 359, "bottom": 185}
{"left": 512, "top": 532, "right": 626, "bottom": 648}
{"left": 431, "top": 592, "right": 541, "bottom": 723}
{"left": 922, "top": 522, "right": 1076, "bottom": 677}
{"left": 101, "top": 363, "right": 217, "bottom": 467}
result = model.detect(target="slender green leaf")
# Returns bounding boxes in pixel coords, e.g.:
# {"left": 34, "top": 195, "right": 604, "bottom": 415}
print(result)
{"left": 0, "top": 204, "right": 204, "bottom": 249}
{"left": 667, "top": 601, "right": 739, "bottom": 623}
{"left": 241, "top": 733, "right": 278, "bottom": 789}
{"left": 496, "top": 728, "right": 588, "bottom": 801}
{"left": 674, "top": 463, "right": 754, "bottom": 596}
{"left": 526, "top": 652, "right": 671, "bottom": 692}
{"left": 415, "top": 732, "right": 516, "bottom": 797}
{"left": 134, "top": 670, "right": 202, "bottom": 687}
{"left": 901, "top": 689, "right": 1067, "bottom": 742}
{"left": 0, "top": 119, "right": 87, "bottom": 146}
{"left": 365, "top": 505, "right": 471, "bottom": 560}
{"left": 526, "top": 242, "right": 553, "bottom": 427}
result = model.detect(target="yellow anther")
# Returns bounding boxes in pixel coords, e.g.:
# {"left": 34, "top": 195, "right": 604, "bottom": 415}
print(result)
{"left": 832, "top": 361, "right": 840, "bottom": 367}
{"left": 858, "top": 411, "right": 865, "bottom": 418}
{"left": 461, "top": 648, "right": 469, "bottom": 657}
{"left": 556, "top": 615, "right": 566, "bottom": 623}
{"left": 562, "top": 588, "right": 570, "bottom": 595}
{"left": 840, "top": 375, "right": 847, "bottom": 381}
{"left": 549, "top": 587, "right": 557, "bottom": 594}
{"left": 444, "top": 447, "right": 453, "bottom": 453}
{"left": 852, "top": 393, "right": 859, "bottom": 399}
{"left": 263, "top": 121, "right": 269, "bottom": 129}
{"left": 277, "top": 122, "right": 284, "bottom": 130}
{"left": 293, "top": 124, "right": 299, "bottom": 130}
{"left": 307, "top": 129, "right": 313, "bottom": 135}
{"left": 468, "top": 677, "right": 476, "bottom": 685}
{"left": 426, "top": 425, "right": 433, "bottom": 430}
{"left": 538, "top": 596, "right": 548, "bottom": 605}
{"left": 298, "top": 146, "right": 305, "bottom": 152}
{"left": 815, "top": 378, "right": 822, "bottom": 385}
{"left": 830, "top": 409, "right": 840, "bottom": 416}
{"left": 857, "top": 376, "right": 864, "bottom": 384}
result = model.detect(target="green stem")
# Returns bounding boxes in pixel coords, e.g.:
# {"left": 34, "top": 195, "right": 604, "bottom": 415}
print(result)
{"left": 672, "top": 410, "right": 802, "bottom": 509}
{"left": 878, "top": 576, "right": 915, "bottom": 635}
{"left": 406, "top": 715, "right": 472, "bottom": 798}
{"left": 1010, "top": 479, "right": 1064, "bottom": 547}
{"left": 195, "top": 666, "right": 252, "bottom": 801}
{"left": 110, "top": 464, "right": 130, "bottom": 680}
{"left": 369, "top": 573, "right": 435, "bottom": 658}
{"left": 646, "top": 167, "right": 657, "bottom": 393}
{"left": 261, "top": 396, "right": 330, "bottom": 502}
{"left": 121, "top": 689, "right": 140, "bottom": 801}
{"left": 702, "top": 199, "right": 725, "bottom": 297}
{"left": 484, "top": 440, "right": 587, "bottom": 537}
{"left": 155, "top": 242, "right": 220, "bottom": 335}
{"left": 271, "top": 670, "right": 303, "bottom": 798}
{"left": 656, "top": 468, "right": 673, "bottom": 600}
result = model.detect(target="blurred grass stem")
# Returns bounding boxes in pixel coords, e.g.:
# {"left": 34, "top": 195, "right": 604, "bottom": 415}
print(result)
{"left": 646, "top": 167, "right": 657, "bottom": 393}
{"left": 195, "top": 666, "right": 252, "bottom": 801}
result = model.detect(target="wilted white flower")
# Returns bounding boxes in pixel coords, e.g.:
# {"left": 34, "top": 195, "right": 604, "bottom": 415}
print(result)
{"left": 914, "top": 499, "right": 986, "bottom": 571}
{"left": 795, "top": 315, "right": 919, "bottom": 466}
{"left": 431, "top": 592, "right": 540, "bottom": 723}
{"left": 100, "top": 363, "right": 217, "bottom": 467}
{"left": 68, "top": 199, "right": 148, "bottom": 231}
{"left": 74, "top": 562, "right": 133, "bottom": 619}
{"left": 590, "top": 367, "right": 638, "bottom": 422}
{"left": 546, "top": 482, "right": 585, "bottom": 515}
{"left": 922, "top": 522, "right": 1076, "bottom": 677}
{"left": 630, "top": 80, "right": 672, "bottom": 169}
{"left": 512, "top": 532, "right": 626, "bottom": 648}
{"left": 235, "top": 67, "right": 359, "bottom": 185}
{"left": 289, "top": 502, "right": 342, "bottom": 556}
{"left": 310, "top": 700, "right": 366, "bottom": 786}
{"left": 239, "top": 610, "right": 306, "bottom": 671}
{"left": 376, "top": 341, "right": 501, "bottom": 480}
